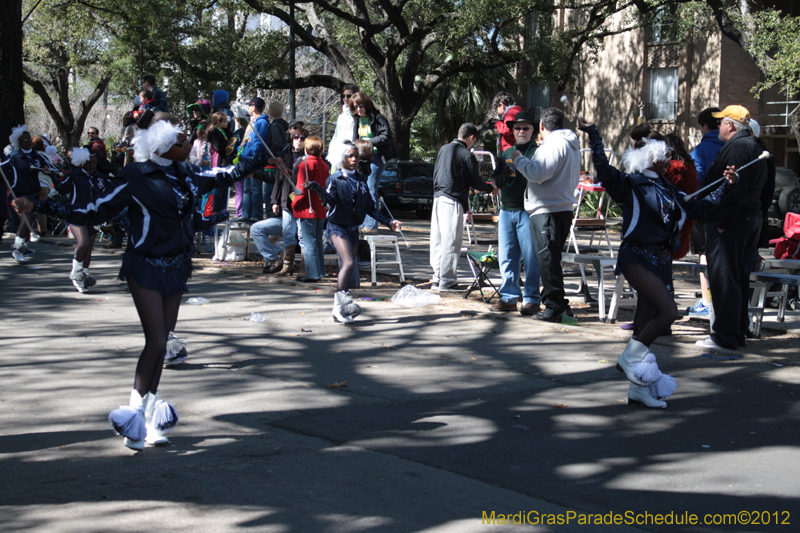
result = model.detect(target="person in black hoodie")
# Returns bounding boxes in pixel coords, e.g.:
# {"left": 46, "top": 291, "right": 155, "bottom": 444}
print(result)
{"left": 349, "top": 92, "right": 397, "bottom": 230}
{"left": 14, "top": 116, "right": 277, "bottom": 451}
{"left": 578, "top": 118, "right": 737, "bottom": 408}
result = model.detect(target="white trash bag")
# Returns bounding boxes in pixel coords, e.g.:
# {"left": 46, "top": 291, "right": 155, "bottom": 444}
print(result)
{"left": 391, "top": 285, "right": 440, "bottom": 308}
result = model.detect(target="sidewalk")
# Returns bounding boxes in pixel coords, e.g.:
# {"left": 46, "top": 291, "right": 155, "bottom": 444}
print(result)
{"left": 1, "top": 221, "right": 798, "bottom": 532}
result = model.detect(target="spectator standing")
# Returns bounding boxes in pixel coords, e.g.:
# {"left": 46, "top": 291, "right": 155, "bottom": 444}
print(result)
{"left": 211, "top": 90, "right": 236, "bottom": 121}
{"left": 696, "top": 105, "right": 768, "bottom": 351}
{"left": 85, "top": 126, "right": 113, "bottom": 176}
{"left": 430, "top": 123, "right": 496, "bottom": 292}
{"left": 140, "top": 75, "right": 169, "bottom": 113}
{"left": 327, "top": 84, "right": 359, "bottom": 170}
{"left": 187, "top": 99, "right": 212, "bottom": 145}
{"left": 228, "top": 110, "right": 250, "bottom": 220}
{"left": 240, "top": 97, "right": 270, "bottom": 222}
{"left": 492, "top": 91, "right": 523, "bottom": 156}
{"left": 490, "top": 111, "right": 541, "bottom": 314}
{"left": 512, "top": 107, "right": 580, "bottom": 322}
{"left": 350, "top": 92, "right": 397, "bottom": 230}
{"left": 293, "top": 135, "right": 328, "bottom": 282}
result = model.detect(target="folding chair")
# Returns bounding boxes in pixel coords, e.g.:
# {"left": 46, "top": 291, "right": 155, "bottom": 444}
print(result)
{"left": 463, "top": 250, "right": 500, "bottom": 302}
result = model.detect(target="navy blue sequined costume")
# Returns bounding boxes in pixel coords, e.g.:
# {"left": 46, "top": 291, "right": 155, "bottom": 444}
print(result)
{"left": 582, "top": 124, "right": 731, "bottom": 288}
{"left": 36, "top": 159, "right": 258, "bottom": 296}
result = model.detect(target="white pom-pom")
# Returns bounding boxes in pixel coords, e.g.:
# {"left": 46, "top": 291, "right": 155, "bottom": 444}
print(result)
{"left": 152, "top": 399, "right": 179, "bottom": 432}
{"left": 649, "top": 374, "right": 677, "bottom": 399}
{"left": 632, "top": 352, "right": 663, "bottom": 383}
{"left": 9, "top": 125, "right": 27, "bottom": 150}
{"left": 45, "top": 145, "right": 57, "bottom": 156}
{"left": 166, "top": 333, "right": 187, "bottom": 359}
{"left": 71, "top": 147, "right": 91, "bottom": 167}
{"left": 109, "top": 405, "right": 145, "bottom": 440}
{"left": 132, "top": 120, "right": 182, "bottom": 162}
{"left": 622, "top": 139, "right": 671, "bottom": 174}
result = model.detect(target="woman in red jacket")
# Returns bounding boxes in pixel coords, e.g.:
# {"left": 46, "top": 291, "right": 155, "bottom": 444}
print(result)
{"left": 292, "top": 135, "right": 329, "bottom": 282}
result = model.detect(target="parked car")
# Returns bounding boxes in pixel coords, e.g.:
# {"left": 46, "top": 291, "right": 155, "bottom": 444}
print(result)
{"left": 378, "top": 159, "right": 435, "bottom": 218}
{"left": 767, "top": 166, "right": 800, "bottom": 227}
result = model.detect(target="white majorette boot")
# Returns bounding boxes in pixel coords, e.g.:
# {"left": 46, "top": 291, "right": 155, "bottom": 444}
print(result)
{"left": 632, "top": 352, "right": 677, "bottom": 399}
{"left": 165, "top": 332, "right": 188, "bottom": 366}
{"left": 628, "top": 383, "right": 667, "bottom": 408}
{"left": 616, "top": 338, "right": 650, "bottom": 385}
{"left": 109, "top": 390, "right": 146, "bottom": 450}
{"left": 70, "top": 259, "right": 88, "bottom": 292}
{"left": 332, "top": 291, "right": 354, "bottom": 323}
{"left": 143, "top": 391, "right": 178, "bottom": 446}
{"left": 340, "top": 291, "right": 362, "bottom": 319}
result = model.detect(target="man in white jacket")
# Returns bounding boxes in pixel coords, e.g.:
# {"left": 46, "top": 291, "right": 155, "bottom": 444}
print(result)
{"left": 512, "top": 107, "right": 580, "bottom": 322}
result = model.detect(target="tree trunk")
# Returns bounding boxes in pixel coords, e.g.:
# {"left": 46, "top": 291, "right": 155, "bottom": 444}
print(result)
{"left": 0, "top": 0, "right": 25, "bottom": 148}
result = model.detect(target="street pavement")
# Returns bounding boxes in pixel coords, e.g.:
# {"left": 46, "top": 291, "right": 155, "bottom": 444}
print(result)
{"left": 1, "top": 218, "right": 799, "bottom": 533}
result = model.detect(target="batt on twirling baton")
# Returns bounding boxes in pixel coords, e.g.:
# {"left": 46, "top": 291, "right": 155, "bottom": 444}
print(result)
{"left": 378, "top": 197, "right": 410, "bottom": 248}
{"left": 249, "top": 126, "right": 303, "bottom": 195}
{"left": 685, "top": 151, "right": 771, "bottom": 200}
{"left": 560, "top": 95, "right": 584, "bottom": 123}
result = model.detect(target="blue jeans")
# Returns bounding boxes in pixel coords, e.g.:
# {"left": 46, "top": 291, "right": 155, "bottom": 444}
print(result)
{"left": 242, "top": 177, "right": 263, "bottom": 221}
{"left": 498, "top": 209, "right": 540, "bottom": 304}
{"left": 250, "top": 218, "right": 283, "bottom": 260}
{"left": 299, "top": 218, "right": 325, "bottom": 280}
{"left": 360, "top": 154, "right": 384, "bottom": 230}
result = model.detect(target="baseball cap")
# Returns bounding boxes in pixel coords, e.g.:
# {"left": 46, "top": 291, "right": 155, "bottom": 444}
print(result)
{"left": 248, "top": 97, "right": 266, "bottom": 109}
{"left": 712, "top": 105, "right": 750, "bottom": 124}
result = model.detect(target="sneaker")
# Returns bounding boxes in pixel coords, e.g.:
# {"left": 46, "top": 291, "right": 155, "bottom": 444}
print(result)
{"left": 438, "top": 283, "right": 468, "bottom": 293}
{"left": 688, "top": 299, "right": 709, "bottom": 316}
{"left": 620, "top": 322, "right": 635, "bottom": 330}
{"left": 489, "top": 300, "right": 517, "bottom": 312}
{"left": 520, "top": 302, "right": 541, "bottom": 316}
{"left": 695, "top": 336, "right": 737, "bottom": 351}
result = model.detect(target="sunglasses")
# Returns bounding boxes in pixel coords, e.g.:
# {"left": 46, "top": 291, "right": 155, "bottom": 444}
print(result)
{"left": 356, "top": 104, "right": 366, "bottom": 109}
{"left": 88, "top": 131, "right": 98, "bottom": 135}
{"left": 513, "top": 126, "right": 532, "bottom": 132}
{"left": 343, "top": 94, "right": 353, "bottom": 99}
{"left": 293, "top": 135, "right": 306, "bottom": 141}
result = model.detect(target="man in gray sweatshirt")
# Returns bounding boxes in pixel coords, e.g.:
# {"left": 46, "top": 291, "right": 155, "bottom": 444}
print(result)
{"left": 512, "top": 107, "right": 580, "bottom": 321}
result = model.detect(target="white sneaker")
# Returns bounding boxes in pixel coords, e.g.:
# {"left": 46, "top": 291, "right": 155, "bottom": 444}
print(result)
{"left": 695, "top": 336, "right": 736, "bottom": 352}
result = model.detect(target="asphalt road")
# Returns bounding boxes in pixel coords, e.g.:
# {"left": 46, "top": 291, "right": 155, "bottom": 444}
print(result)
{"left": 1, "top": 233, "right": 798, "bottom": 533}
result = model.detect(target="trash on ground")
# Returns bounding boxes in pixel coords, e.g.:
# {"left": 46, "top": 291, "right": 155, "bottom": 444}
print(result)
{"left": 701, "top": 353, "right": 740, "bottom": 361}
{"left": 561, "top": 315, "right": 578, "bottom": 325}
{"left": 301, "top": 328, "right": 312, "bottom": 332}
{"left": 391, "top": 285, "right": 440, "bottom": 307}
{"left": 769, "top": 363, "right": 784, "bottom": 367}
{"left": 554, "top": 403, "right": 568, "bottom": 408}
{"left": 328, "top": 381, "right": 348, "bottom": 388}
{"left": 187, "top": 297, "right": 209, "bottom": 305}
{"left": 249, "top": 313, "right": 267, "bottom": 322}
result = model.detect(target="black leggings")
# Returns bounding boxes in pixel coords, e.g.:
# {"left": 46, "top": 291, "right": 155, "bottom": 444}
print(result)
{"left": 127, "top": 276, "right": 182, "bottom": 396}
{"left": 331, "top": 234, "right": 357, "bottom": 292}
{"left": 70, "top": 224, "right": 96, "bottom": 267}
{"left": 620, "top": 262, "right": 678, "bottom": 346}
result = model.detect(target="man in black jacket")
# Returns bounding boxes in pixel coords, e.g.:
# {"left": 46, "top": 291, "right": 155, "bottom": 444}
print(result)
{"left": 696, "top": 105, "right": 768, "bottom": 351}
{"left": 429, "top": 123, "right": 496, "bottom": 291}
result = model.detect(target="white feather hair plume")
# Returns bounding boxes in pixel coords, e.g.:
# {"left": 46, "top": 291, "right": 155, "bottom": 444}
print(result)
{"left": 621, "top": 139, "right": 671, "bottom": 175}
{"left": 132, "top": 120, "right": 182, "bottom": 163}
{"left": 45, "top": 145, "right": 57, "bottom": 156}
{"left": 9, "top": 125, "right": 28, "bottom": 150}
{"left": 71, "top": 147, "right": 91, "bottom": 167}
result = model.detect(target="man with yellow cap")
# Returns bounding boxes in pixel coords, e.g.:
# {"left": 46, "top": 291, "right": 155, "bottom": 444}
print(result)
{"left": 695, "top": 105, "right": 768, "bottom": 351}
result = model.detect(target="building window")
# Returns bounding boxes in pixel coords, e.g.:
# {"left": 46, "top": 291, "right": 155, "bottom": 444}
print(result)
{"left": 651, "top": 6, "right": 680, "bottom": 43}
{"left": 648, "top": 68, "right": 678, "bottom": 120}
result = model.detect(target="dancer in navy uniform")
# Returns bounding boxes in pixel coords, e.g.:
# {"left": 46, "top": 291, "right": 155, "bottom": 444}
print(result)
{"left": 306, "top": 143, "right": 402, "bottom": 323}
{"left": 2, "top": 125, "right": 59, "bottom": 262}
{"left": 577, "top": 118, "right": 737, "bottom": 408}
{"left": 56, "top": 148, "right": 109, "bottom": 292}
{"left": 15, "top": 117, "right": 275, "bottom": 450}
